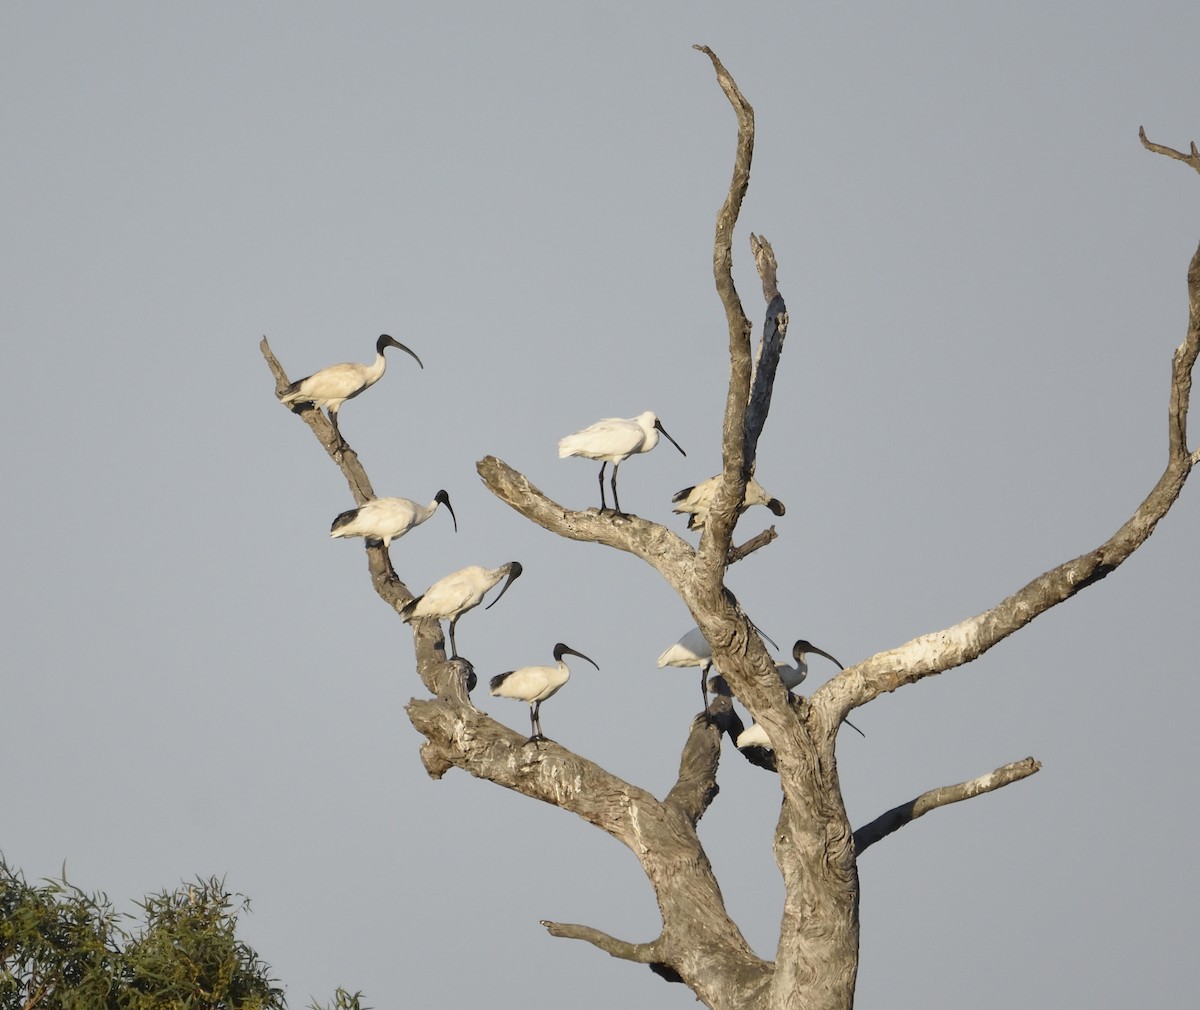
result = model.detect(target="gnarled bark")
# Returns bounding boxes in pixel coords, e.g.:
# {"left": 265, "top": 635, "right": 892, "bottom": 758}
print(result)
{"left": 264, "top": 58, "right": 1198, "bottom": 1010}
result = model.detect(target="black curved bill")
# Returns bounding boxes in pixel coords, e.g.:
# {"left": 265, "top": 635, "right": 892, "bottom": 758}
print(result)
{"left": 485, "top": 561, "right": 524, "bottom": 610}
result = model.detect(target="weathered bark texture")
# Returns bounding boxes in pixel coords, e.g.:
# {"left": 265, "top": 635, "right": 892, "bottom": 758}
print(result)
{"left": 264, "top": 67, "right": 1198, "bottom": 1010}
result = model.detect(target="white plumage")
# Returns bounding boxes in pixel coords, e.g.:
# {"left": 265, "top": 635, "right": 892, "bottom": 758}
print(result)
{"left": 736, "top": 723, "right": 771, "bottom": 749}
{"left": 400, "top": 561, "right": 523, "bottom": 657}
{"left": 329, "top": 491, "right": 456, "bottom": 549}
{"left": 557, "top": 410, "right": 686, "bottom": 513}
{"left": 278, "top": 334, "right": 423, "bottom": 442}
{"left": 489, "top": 642, "right": 599, "bottom": 740}
{"left": 657, "top": 626, "right": 717, "bottom": 712}
{"left": 671, "top": 474, "right": 786, "bottom": 531}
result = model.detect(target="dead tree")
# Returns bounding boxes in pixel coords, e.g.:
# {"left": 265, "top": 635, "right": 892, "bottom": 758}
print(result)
{"left": 262, "top": 48, "right": 1199, "bottom": 1010}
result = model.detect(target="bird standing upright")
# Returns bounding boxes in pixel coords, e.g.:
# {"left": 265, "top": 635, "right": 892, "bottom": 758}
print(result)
{"left": 329, "top": 491, "right": 456, "bottom": 550}
{"left": 557, "top": 410, "right": 685, "bottom": 513}
{"left": 775, "top": 639, "right": 843, "bottom": 689}
{"left": 657, "top": 626, "right": 717, "bottom": 713}
{"left": 278, "top": 334, "right": 423, "bottom": 444}
{"left": 489, "top": 642, "right": 599, "bottom": 741}
{"left": 671, "top": 474, "right": 786, "bottom": 532}
{"left": 400, "top": 561, "right": 524, "bottom": 657}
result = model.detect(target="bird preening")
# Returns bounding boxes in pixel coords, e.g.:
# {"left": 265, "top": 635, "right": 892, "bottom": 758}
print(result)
{"left": 672, "top": 474, "right": 786, "bottom": 532}
{"left": 558, "top": 411, "right": 686, "bottom": 514}
{"left": 489, "top": 642, "right": 599, "bottom": 742}
{"left": 330, "top": 491, "right": 457, "bottom": 549}
{"left": 401, "top": 561, "right": 524, "bottom": 658}
{"left": 278, "top": 334, "right": 423, "bottom": 445}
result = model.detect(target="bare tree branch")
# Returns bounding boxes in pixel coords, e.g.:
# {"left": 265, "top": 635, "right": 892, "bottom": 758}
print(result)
{"left": 476, "top": 455, "right": 695, "bottom": 583}
{"left": 727, "top": 527, "right": 779, "bottom": 565}
{"left": 693, "top": 45, "right": 755, "bottom": 587}
{"left": 815, "top": 237, "right": 1200, "bottom": 725}
{"left": 540, "top": 921, "right": 663, "bottom": 965}
{"left": 1139, "top": 126, "right": 1200, "bottom": 174}
{"left": 744, "top": 235, "right": 788, "bottom": 463}
{"left": 854, "top": 758, "right": 1042, "bottom": 855}
{"left": 405, "top": 695, "right": 771, "bottom": 1006}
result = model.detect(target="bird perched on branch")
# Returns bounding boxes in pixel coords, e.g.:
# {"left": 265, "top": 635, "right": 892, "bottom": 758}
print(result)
{"left": 490, "top": 642, "right": 599, "bottom": 741}
{"left": 671, "top": 474, "right": 785, "bottom": 532}
{"left": 330, "top": 491, "right": 456, "bottom": 550}
{"left": 278, "top": 334, "right": 423, "bottom": 443}
{"left": 401, "top": 561, "right": 523, "bottom": 658}
{"left": 558, "top": 411, "right": 685, "bottom": 513}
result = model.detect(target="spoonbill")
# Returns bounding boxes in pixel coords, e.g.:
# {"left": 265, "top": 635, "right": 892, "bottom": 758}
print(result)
{"left": 557, "top": 411, "right": 685, "bottom": 513}
{"left": 400, "top": 561, "right": 523, "bottom": 657}
{"left": 278, "top": 334, "right": 423, "bottom": 443}
{"left": 489, "top": 642, "right": 599, "bottom": 741}
{"left": 671, "top": 474, "right": 786, "bottom": 532}
{"left": 330, "top": 491, "right": 456, "bottom": 549}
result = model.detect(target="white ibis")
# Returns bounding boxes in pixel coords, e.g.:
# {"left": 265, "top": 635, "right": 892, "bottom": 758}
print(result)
{"left": 557, "top": 411, "right": 685, "bottom": 513}
{"left": 400, "top": 561, "right": 523, "bottom": 658}
{"left": 777, "top": 639, "right": 843, "bottom": 689}
{"left": 278, "top": 334, "right": 423, "bottom": 443}
{"left": 736, "top": 723, "right": 771, "bottom": 749}
{"left": 776, "top": 639, "right": 865, "bottom": 736}
{"left": 329, "top": 491, "right": 456, "bottom": 549}
{"left": 737, "top": 712, "right": 865, "bottom": 747}
{"left": 489, "top": 642, "right": 599, "bottom": 741}
{"left": 656, "top": 624, "right": 780, "bottom": 712}
{"left": 671, "top": 474, "right": 785, "bottom": 532}
{"left": 657, "top": 626, "right": 718, "bottom": 712}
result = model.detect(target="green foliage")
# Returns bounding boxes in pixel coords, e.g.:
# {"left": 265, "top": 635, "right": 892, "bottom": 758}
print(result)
{"left": 308, "top": 990, "right": 370, "bottom": 1010}
{"left": 0, "top": 857, "right": 317, "bottom": 1010}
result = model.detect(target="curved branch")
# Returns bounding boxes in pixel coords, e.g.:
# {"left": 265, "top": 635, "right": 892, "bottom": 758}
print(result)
{"left": 1140, "top": 126, "right": 1200, "bottom": 174}
{"left": 405, "top": 695, "right": 770, "bottom": 1003}
{"left": 853, "top": 757, "right": 1042, "bottom": 855}
{"left": 815, "top": 237, "right": 1200, "bottom": 723}
{"left": 540, "top": 921, "right": 663, "bottom": 965}
{"left": 477, "top": 456, "right": 695, "bottom": 582}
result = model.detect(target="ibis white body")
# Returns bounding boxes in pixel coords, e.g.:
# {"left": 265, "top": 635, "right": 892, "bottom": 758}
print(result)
{"left": 736, "top": 723, "right": 771, "bottom": 749}
{"left": 279, "top": 334, "right": 422, "bottom": 440}
{"left": 401, "top": 561, "right": 523, "bottom": 657}
{"left": 490, "top": 642, "right": 599, "bottom": 740}
{"left": 329, "top": 491, "right": 456, "bottom": 549}
{"left": 558, "top": 410, "right": 685, "bottom": 513}
{"left": 672, "top": 475, "right": 785, "bottom": 532}
{"left": 657, "top": 626, "right": 717, "bottom": 712}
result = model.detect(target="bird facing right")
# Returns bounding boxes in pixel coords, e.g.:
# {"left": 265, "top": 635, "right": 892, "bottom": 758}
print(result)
{"left": 329, "top": 491, "right": 456, "bottom": 550}
{"left": 557, "top": 410, "right": 686, "bottom": 514}
{"left": 490, "top": 642, "right": 599, "bottom": 741}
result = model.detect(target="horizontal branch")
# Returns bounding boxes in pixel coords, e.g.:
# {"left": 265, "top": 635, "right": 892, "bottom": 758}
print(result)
{"left": 541, "top": 920, "right": 663, "bottom": 965}
{"left": 853, "top": 757, "right": 1042, "bottom": 855}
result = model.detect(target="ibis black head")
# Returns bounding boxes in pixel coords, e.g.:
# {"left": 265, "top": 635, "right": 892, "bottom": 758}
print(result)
{"left": 794, "top": 639, "right": 843, "bottom": 670}
{"left": 653, "top": 417, "right": 686, "bottom": 456}
{"left": 485, "top": 561, "right": 524, "bottom": 610}
{"left": 553, "top": 642, "right": 599, "bottom": 670}
{"left": 378, "top": 334, "right": 424, "bottom": 369}
{"left": 434, "top": 489, "right": 458, "bottom": 532}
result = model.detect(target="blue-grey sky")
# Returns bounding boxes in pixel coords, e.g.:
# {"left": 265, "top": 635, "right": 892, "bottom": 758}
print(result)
{"left": 2, "top": 3, "right": 1197, "bottom": 1008}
